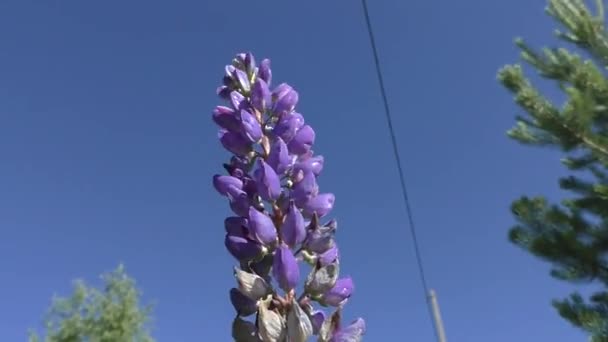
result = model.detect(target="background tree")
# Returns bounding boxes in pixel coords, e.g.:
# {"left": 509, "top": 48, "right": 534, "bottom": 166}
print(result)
{"left": 499, "top": 0, "right": 608, "bottom": 340}
{"left": 29, "top": 264, "right": 155, "bottom": 342}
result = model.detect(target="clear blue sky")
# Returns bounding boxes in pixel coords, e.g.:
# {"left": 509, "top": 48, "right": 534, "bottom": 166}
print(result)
{"left": 0, "top": 0, "right": 589, "bottom": 340}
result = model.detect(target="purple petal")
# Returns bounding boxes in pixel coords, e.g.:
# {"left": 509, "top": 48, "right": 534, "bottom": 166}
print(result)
{"left": 224, "top": 216, "right": 249, "bottom": 236}
{"left": 303, "top": 193, "right": 335, "bottom": 218}
{"left": 330, "top": 318, "right": 366, "bottom": 342}
{"left": 248, "top": 207, "right": 277, "bottom": 246}
{"left": 212, "top": 106, "right": 239, "bottom": 131}
{"left": 213, "top": 175, "right": 243, "bottom": 196}
{"left": 267, "top": 137, "right": 292, "bottom": 175}
{"left": 281, "top": 201, "right": 306, "bottom": 247}
{"left": 293, "top": 155, "right": 324, "bottom": 178}
{"left": 273, "top": 84, "right": 299, "bottom": 116}
{"left": 319, "top": 244, "right": 339, "bottom": 266}
{"left": 259, "top": 59, "right": 272, "bottom": 85}
{"left": 229, "top": 288, "right": 258, "bottom": 317}
{"left": 321, "top": 277, "right": 354, "bottom": 307}
{"left": 273, "top": 112, "right": 305, "bottom": 143}
{"left": 219, "top": 130, "right": 252, "bottom": 157}
{"left": 225, "top": 234, "right": 263, "bottom": 261}
{"left": 232, "top": 69, "right": 251, "bottom": 93}
{"left": 230, "top": 91, "right": 247, "bottom": 110}
{"left": 272, "top": 244, "right": 300, "bottom": 292}
{"left": 251, "top": 79, "right": 271, "bottom": 112}
{"left": 288, "top": 125, "right": 315, "bottom": 155}
{"left": 217, "top": 86, "right": 231, "bottom": 100}
{"left": 239, "top": 110, "right": 262, "bottom": 143}
{"left": 227, "top": 188, "right": 250, "bottom": 217}
{"left": 310, "top": 311, "right": 326, "bottom": 335}
{"left": 291, "top": 171, "right": 319, "bottom": 207}
{"left": 253, "top": 159, "right": 282, "bottom": 201}
{"left": 244, "top": 52, "right": 256, "bottom": 75}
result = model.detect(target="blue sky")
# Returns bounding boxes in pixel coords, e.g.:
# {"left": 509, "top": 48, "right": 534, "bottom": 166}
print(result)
{"left": 0, "top": 0, "right": 590, "bottom": 340}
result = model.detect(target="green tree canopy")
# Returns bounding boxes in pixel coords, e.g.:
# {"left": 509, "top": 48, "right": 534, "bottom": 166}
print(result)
{"left": 499, "top": 0, "right": 608, "bottom": 340}
{"left": 29, "top": 265, "right": 155, "bottom": 342}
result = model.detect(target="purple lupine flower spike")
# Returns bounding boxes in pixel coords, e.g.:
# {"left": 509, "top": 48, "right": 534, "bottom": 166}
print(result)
{"left": 212, "top": 52, "right": 364, "bottom": 340}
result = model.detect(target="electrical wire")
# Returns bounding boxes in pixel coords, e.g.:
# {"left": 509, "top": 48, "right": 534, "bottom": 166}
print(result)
{"left": 360, "top": 1, "right": 440, "bottom": 340}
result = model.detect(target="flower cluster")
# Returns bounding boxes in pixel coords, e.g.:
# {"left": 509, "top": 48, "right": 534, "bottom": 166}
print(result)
{"left": 212, "top": 52, "right": 365, "bottom": 342}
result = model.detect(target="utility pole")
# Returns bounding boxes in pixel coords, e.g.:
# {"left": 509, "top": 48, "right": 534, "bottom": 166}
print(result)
{"left": 428, "top": 289, "right": 447, "bottom": 342}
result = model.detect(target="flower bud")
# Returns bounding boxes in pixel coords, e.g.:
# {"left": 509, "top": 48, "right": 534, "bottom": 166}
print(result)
{"left": 234, "top": 267, "right": 271, "bottom": 301}
{"left": 225, "top": 234, "right": 263, "bottom": 261}
{"left": 258, "top": 58, "right": 272, "bottom": 85}
{"left": 232, "top": 68, "right": 251, "bottom": 93}
{"left": 293, "top": 155, "right": 324, "bottom": 179}
{"left": 319, "top": 244, "right": 339, "bottom": 266}
{"left": 253, "top": 159, "right": 281, "bottom": 201}
{"left": 219, "top": 130, "right": 251, "bottom": 157}
{"left": 303, "top": 193, "right": 335, "bottom": 218}
{"left": 224, "top": 216, "right": 248, "bottom": 236}
{"left": 304, "top": 217, "right": 337, "bottom": 253}
{"left": 272, "top": 244, "right": 300, "bottom": 292}
{"left": 287, "top": 298, "right": 313, "bottom": 342}
{"left": 227, "top": 188, "right": 250, "bottom": 217}
{"left": 272, "top": 84, "right": 299, "bottom": 116}
{"left": 305, "top": 260, "right": 339, "bottom": 297}
{"left": 239, "top": 109, "right": 262, "bottom": 143}
{"left": 320, "top": 277, "right": 353, "bottom": 307}
{"left": 267, "top": 137, "right": 292, "bottom": 175}
{"left": 288, "top": 125, "right": 315, "bottom": 155}
{"left": 310, "top": 310, "right": 326, "bottom": 335}
{"left": 330, "top": 318, "right": 366, "bottom": 342}
{"left": 281, "top": 201, "right": 306, "bottom": 247}
{"left": 291, "top": 171, "right": 319, "bottom": 207}
{"left": 251, "top": 79, "right": 271, "bottom": 113}
{"left": 230, "top": 90, "right": 247, "bottom": 110}
{"left": 232, "top": 317, "right": 260, "bottom": 342}
{"left": 257, "top": 297, "right": 286, "bottom": 342}
{"left": 213, "top": 175, "right": 243, "bottom": 196}
{"left": 273, "top": 112, "right": 304, "bottom": 143}
{"left": 230, "top": 287, "right": 258, "bottom": 317}
{"left": 212, "top": 106, "right": 239, "bottom": 131}
{"left": 248, "top": 207, "right": 278, "bottom": 246}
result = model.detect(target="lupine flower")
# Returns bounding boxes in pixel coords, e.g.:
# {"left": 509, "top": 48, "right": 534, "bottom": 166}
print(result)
{"left": 320, "top": 277, "right": 354, "bottom": 307}
{"left": 230, "top": 288, "right": 258, "bottom": 317}
{"left": 267, "top": 137, "right": 291, "bottom": 175}
{"left": 330, "top": 318, "right": 366, "bottom": 342}
{"left": 248, "top": 207, "right": 277, "bottom": 246}
{"left": 272, "top": 244, "right": 300, "bottom": 292}
{"left": 211, "top": 52, "right": 365, "bottom": 340}
{"left": 253, "top": 160, "right": 281, "bottom": 201}
{"left": 288, "top": 124, "right": 315, "bottom": 155}
{"left": 281, "top": 201, "right": 306, "bottom": 247}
